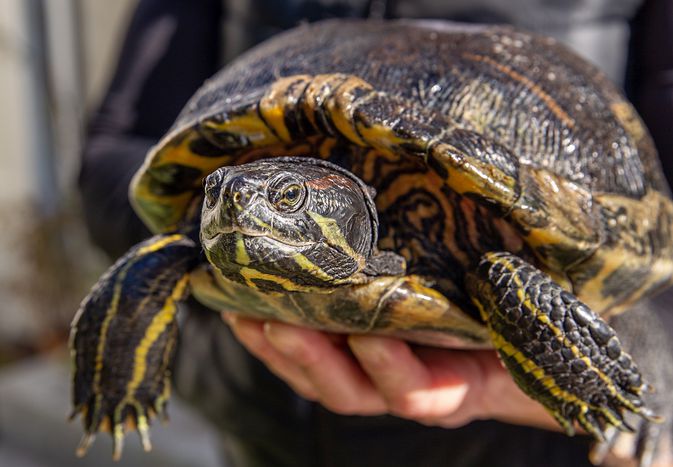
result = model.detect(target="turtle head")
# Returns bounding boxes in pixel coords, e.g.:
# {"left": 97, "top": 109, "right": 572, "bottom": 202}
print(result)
{"left": 200, "top": 157, "right": 404, "bottom": 293}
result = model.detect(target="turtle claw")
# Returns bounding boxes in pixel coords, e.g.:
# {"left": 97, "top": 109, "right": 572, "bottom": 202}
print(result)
{"left": 589, "top": 414, "right": 670, "bottom": 467}
{"left": 110, "top": 412, "right": 154, "bottom": 460}
{"left": 112, "top": 425, "right": 125, "bottom": 462}
{"left": 137, "top": 415, "right": 153, "bottom": 452}
{"left": 70, "top": 399, "right": 162, "bottom": 460}
{"left": 75, "top": 433, "right": 96, "bottom": 458}
{"left": 589, "top": 425, "right": 617, "bottom": 466}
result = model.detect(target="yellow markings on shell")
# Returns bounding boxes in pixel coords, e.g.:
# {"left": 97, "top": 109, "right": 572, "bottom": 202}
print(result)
{"left": 132, "top": 184, "right": 193, "bottom": 234}
{"left": 463, "top": 53, "right": 575, "bottom": 129}
{"left": 372, "top": 167, "right": 473, "bottom": 268}
{"left": 202, "top": 113, "right": 280, "bottom": 146}
{"left": 260, "top": 75, "right": 313, "bottom": 142}
{"left": 131, "top": 130, "right": 227, "bottom": 233}
{"left": 132, "top": 100, "right": 292, "bottom": 233}
{"left": 326, "top": 88, "right": 369, "bottom": 147}
{"left": 488, "top": 254, "right": 645, "bottom": 414}
{"left": 571, "top": 190, "right": 673, "bottom": 315}
{"left": 307, "top": 211, "right": 364, "bottom": 267}
{"left": 258, "top": 98, "right": 292, "bottom": 143}
{"left": 432, "top": 142, "right": 519, "bottom": 207}
{"left": 153, "top": 131, "right": 230, "bottom": 172}
{"left": 356, "top": 123, "right": 411, "bottom": 158}
{"left": 298, "top": 75, "right": 333, "bottom": 131}
{"left": 358, "top": 148, "right": 382, "bottom": 183}
{"left": 510, "top": 167, "right": 600, "bottom": 278}
{"left": 318, "top": 138, "right": 338, "bottom": 159}
{"left": 461, "top": 197, "right": 481, "bottom": 253}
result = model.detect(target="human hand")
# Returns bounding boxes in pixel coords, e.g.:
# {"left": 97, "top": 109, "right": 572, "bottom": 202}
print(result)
{"left": 222, "top": 313, "right": 559, "bottom": 431}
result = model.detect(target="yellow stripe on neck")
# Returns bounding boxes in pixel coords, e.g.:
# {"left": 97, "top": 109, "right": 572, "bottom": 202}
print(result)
{"left": 307, "top": 211, "right": 364, "bottom": 267}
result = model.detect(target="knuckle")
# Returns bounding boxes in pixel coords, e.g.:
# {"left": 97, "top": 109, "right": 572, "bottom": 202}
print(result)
{"left": 295, "top": 349, "right": 322, "bottom": 367}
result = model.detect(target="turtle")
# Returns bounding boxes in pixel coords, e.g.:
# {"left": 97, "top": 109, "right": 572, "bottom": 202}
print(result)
{"left": 70, "top": 19, "right": 673, "bottom": 464}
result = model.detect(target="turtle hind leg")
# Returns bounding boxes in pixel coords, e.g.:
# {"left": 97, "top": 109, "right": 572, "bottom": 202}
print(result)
{"left": 466, "top": 251, "right": 659, "bottom": 441}
{"left": 69, "top": 233, "right": 198, "bottom": 459}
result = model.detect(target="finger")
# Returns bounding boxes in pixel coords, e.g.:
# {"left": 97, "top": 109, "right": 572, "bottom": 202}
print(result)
{"left": 413, "top": 347, "right": 492, "bottom": 426}
{"left": 462, "top": 350, "right": 558, "bottom": 430}
{"left": 349, "top": 336, "right": 470, "bottom": 420}
{"left": 223, "top": 313, "right": 318, "bottom": 400}
{"left": 264, "top": 321, "right": 387, "bottom": 415}
{"left": 416, "top": 348, "right": 557, "bottom": 430}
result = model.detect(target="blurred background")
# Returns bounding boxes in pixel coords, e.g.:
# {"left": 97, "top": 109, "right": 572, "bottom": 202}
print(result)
{"left": 0, "top": 1, "right": 221, "bottom": 465}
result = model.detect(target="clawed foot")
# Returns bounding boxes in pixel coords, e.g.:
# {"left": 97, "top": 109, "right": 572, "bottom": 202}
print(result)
{"left": 545, "top": 378, "right": 660, "bottom": 444}
{"left": 70, "top": 396, "right": 168, "bottom": 460}
{"left": 590, "top": 417, "right": 673, "bottom": 467}
{"left": 468, "top": 252, "right": 663, "bottom": 462}
{"left": 587, "top": 380, "right": 673, "bottom": 467}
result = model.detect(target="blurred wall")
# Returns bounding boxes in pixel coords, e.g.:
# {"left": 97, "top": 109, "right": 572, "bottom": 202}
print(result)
{"left": 79, "top": 0, "right": 138, "bottom": 106}
{"left": 0, "top": 0, "right": 136, "bottom": 356}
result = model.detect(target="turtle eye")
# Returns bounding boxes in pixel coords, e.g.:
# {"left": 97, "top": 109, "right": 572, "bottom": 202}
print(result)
{"left": 204, "top": 170, "right": 224, "bottom": 209}
{"left": 283, "top": 185, "right": 302, "bottom": 204}
{"left": 269, "top": 181, "right": 306, "bottom": 213}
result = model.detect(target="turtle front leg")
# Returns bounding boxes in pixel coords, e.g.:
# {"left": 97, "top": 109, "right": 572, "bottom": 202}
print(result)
{"left": 69, "top": 233, "right": 199, "bottom": 459}
{"left": 466, "top": 251, "right": 659, "bottom": 441}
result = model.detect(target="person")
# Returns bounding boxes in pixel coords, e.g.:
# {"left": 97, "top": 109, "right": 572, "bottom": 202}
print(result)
{"left": 79, "top": 0, "right": 673, "bottom": 465}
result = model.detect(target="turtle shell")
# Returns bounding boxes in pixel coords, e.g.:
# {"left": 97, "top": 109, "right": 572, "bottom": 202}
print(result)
{"left": 131, "top": 19, "right": 673, "bottom": 322}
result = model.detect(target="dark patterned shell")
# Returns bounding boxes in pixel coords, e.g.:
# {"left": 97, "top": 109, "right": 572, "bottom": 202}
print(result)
{"left": 132, "top": 20, "right": 666, "bottom": 233}
{"left": 129, "top": 20, "right": 673, "bottom": 318}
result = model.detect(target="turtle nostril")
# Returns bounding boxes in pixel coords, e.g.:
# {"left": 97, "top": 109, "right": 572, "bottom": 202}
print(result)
{"left": 204, "top": 169, "right": 225, "bottom": 209}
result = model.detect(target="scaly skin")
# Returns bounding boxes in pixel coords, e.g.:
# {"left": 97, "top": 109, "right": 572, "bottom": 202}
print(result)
{"left": 468, "top": 252, "right": 659, "bottom": 440}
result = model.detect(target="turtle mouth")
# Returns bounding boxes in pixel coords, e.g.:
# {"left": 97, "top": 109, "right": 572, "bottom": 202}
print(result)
{"left": 201, "top": 227, "right": 313, "bottom": 248}
{"left": 202, "top": 228, "right": 316, "bottom": 273}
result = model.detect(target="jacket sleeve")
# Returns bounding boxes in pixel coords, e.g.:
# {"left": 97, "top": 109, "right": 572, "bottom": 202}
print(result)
{"left": 628, "top": 0, "right": 673, "bottom": 186}
{"left": 78, "top": 0, "right": 222, "bottom": 258}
